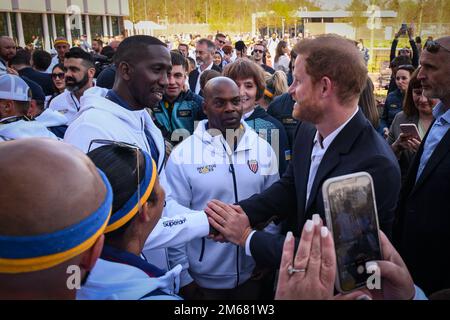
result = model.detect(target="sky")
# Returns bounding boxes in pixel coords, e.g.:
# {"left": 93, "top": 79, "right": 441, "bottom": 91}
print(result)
{"left": 315, "top": 0, "right": 353, "bottom": 10}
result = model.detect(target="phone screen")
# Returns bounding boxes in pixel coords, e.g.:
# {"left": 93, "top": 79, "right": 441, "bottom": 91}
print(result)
{"left": 400, "top": 124, "right": 420, "bottom": 141}
{"left": 323, "top": 174, "right": 382, "bottom": 292}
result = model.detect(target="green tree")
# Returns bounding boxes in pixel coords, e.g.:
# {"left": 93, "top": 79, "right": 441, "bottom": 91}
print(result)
{"left": 347, "top": 0, "right": 369, "bottom": 39}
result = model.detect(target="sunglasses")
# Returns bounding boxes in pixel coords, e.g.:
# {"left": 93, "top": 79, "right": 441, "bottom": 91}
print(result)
{"left": 51, "top": 72, "right": 65, "bottom": 80}
{"left": 425, "top": 41, "right": 450, "bottom": 54}
{"left": 253, "top": 49, "right": 264, "bottom": 54}
{"left": 87, "top": 139, "right": 166, "bottom": 212}
{"left": 217, "top": 39, "right": 226, "bottom": 44}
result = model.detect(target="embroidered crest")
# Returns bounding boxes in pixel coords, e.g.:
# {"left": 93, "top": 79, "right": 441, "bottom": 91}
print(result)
{"left": 197, "top": 164, "right": 216, "bottom": 174}
{"left": 247, "top": 160, "right": 259, "bottom": 174}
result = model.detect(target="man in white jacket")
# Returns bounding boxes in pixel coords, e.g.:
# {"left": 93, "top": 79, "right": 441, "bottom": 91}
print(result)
{"left": 64, "top": 35, "right": 210, "bottom": 290}
{"left": 0, "top": 74, "right": 57, "bottom": 141}
{"left": 48, "top": 48, "right": 95, "bottom": 124}
{"left": 165, "top": 77, "right": 280, "bottom": 299}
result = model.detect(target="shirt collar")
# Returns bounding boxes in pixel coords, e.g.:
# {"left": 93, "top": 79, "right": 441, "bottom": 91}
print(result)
{"left": 314, "top": 108, "right": 359, "bottom": 150}
{"left": 432, "top": 101, "right": 450, "bottom": 125}
{"left": 243, "top": 109, "right": 255, "bottom": 120}
{"left": 198, "top": 62, "right": 214, "bottom": 73}
{"left": 100, "top": 244, "right": 166, "bottom": 278}
{"left": 105, "top": 89, "right": 133, "bottom": 111}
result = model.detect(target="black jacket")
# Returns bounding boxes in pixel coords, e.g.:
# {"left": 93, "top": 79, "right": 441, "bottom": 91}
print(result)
{"left": 239, "top": 110, "right": 401, "bottom": 268}
{"left": 96, "top": 65, "right": 116, "bottom": 90}
{"left": 267, "top": 93, "right": 298, "bottom": 149}
{"left": 18, "top": 67, "right": 54, "bottom": 96}
{"left": 394, "top": 119, "right": 450, "bottom": 296}
{"left": 188, "top": 64, "right": 222, "bottom": 97}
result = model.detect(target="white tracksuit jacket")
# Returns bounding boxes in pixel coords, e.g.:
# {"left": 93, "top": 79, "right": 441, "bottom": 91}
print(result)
{"left": 77, "top": 259, "right": 182, "bottom": 300}
{"left": 35, "top": 108, "right": 68, "bottom": 128}
{"left": 48, "top": 89, "right": 81, "bottom": 124}
{"left": 0, "top": 116, "right": 58, "bottom": 141}
{"left": 64, "top": 87, "right": 210, "bottom": 286}
{"left": 165, "top": 120, "right": 280, "bottom": 289}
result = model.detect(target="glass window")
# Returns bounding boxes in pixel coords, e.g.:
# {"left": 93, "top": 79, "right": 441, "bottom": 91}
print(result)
{"left": 54, "top": 14, "right": 67, "bottom": 38}
{"left": 47, "top": 14, "right": 68, "bottom": 49}
{"left": 10, "top": 13, "right": 18, "bottom": 42}
{"left": 21, "top": 13, "right": 44, "bottom": 49}
{"left": 0, "top": 13, "right": 7, "bottom": 36}
{"left": 111, "top": 16, "right": 119, "bottom": 36}
{"left": 70, "top": 14, "right": 84, "bottom": 41}
{"left": 90, "top": 15, "right": 104, "bottom": 39}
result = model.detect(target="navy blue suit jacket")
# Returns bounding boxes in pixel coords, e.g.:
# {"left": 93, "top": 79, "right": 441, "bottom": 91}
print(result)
{"left": 394, "top": 120, "right": 450, "bottom": 295}
{"left": 18, "top": 67, "right": 54, "bottom": 96}
{"left": 239, "top": 110, "right": 401, "bottom": 268}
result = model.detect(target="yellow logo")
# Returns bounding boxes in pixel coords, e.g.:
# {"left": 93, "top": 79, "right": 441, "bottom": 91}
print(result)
{"left": 197, "top": 164, "right": 216, "bottom": 174}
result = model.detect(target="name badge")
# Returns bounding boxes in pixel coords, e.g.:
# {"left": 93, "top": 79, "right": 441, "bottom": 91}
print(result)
{"left": 177, "top": 110, "right": 193, "bottom": 117}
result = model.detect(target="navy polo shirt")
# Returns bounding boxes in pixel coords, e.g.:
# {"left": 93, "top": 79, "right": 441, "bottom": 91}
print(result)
{"left": 105, "top": 90, "right": 160, "bottom": 163}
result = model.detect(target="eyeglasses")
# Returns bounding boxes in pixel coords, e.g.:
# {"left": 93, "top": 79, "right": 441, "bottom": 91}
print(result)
{"left": 425, "top": 41, "right": 450, "bottom": 54}
{"left": 88, "top": 139, "right": 145, "bottom": 213}
{"left": 51, "top": 72, "right": 65, "bottom": 80}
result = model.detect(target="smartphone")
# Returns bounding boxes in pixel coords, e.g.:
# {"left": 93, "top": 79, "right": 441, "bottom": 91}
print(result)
{"left": 400, "top": 123, "right": 421, "bottom": 141}
{"left": 401, "top": 23, "right": 407, "bottom": 33}
{"left": 322, "top": 172, "right": 382, "bottom": 293}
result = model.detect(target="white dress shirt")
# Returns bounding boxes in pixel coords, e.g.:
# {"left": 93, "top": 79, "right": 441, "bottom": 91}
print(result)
{"left": 194, "top": 62, "right": 214, "bottom": 94}
{"left": 245, "top": 107, "right": 359, "bottom": 257}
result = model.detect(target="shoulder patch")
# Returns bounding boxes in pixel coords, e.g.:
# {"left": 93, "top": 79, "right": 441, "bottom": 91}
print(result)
{"left": 247, "top": 160, "right": 259, "bottom": 174}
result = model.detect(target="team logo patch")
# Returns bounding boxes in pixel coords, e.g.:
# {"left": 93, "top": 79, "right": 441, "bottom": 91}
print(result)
{"left": 197, "top": 164, "right": 216, "bottom": 174}
{"left": 177, "top": 110, "right": 193, "bottom": 117}
{"left": 152, "top": 106, "right": 163, "bottom": 113}
{"left": 247, "top": 160, "right": 259, "bottom": 174}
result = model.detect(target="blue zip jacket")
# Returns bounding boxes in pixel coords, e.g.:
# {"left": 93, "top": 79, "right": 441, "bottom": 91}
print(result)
{"left": 152, "top": 90, "right": 206, "bottom": 145}
{"left": 245, "top": 106, "right": 290, "bottom": 175}
{"left": 381, "top": 89, "right": 404, "bottom": 129}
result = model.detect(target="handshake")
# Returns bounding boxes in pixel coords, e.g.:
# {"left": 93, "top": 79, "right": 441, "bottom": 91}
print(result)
{"left": 205, "top": 200, "right": 420, "bottom": 300}
{"left": 205, "top": 199, "right": 253, "bottom": 246}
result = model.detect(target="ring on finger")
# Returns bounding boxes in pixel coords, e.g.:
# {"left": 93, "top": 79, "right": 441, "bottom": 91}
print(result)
{"left": 288, "top": 265, "right": 307, "bottom": 275}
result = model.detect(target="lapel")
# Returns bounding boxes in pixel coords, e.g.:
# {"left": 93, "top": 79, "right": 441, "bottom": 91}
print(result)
{"left": 188, "top": 69, "right": 199, "bottom": 92}
{"left": 295, "top": 122, "right": 316, "bottom": 214}
{"left": 305, "top": 110, "right": 367, "bottom": 211}
{"left": 412, "top": 128, "right": 450, "bottom": 194}
{"left": 401, "top": 120, "right": 433, "bottom": 197}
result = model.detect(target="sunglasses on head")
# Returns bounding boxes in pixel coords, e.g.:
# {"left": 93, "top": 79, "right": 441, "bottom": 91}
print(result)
{"left": 87, "top": 139, "right": 166, "bottom": 210}
{"left": 425, "top": 41, "right": 450, "bottom": 54}
{"left": 51, "top": 72, "right": 65, "bottom": 80}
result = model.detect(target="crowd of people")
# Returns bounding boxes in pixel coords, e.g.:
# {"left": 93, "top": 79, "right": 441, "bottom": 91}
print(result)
{"left": 0, "top": 28, "right": 449, "bottom": 301}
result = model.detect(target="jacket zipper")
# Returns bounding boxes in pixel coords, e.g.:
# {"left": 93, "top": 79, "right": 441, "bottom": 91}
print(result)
{"left": 199, "top": 237, "right": 205, "bottom": 262}
{"left": 225, "top": 145, "right": 240, "bottom": 288}
{"left": 141, "top": 117, "right": 164, "bottom": 175}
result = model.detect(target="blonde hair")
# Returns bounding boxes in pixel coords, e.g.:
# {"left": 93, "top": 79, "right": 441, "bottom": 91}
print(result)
{"left": 265, "top": 71, "right": 288, "bottom": 98}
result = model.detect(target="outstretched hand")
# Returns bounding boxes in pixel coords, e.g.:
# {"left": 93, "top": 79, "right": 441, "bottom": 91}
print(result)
{"left": 205, "top": 200, "right": 252, "bottom": 246}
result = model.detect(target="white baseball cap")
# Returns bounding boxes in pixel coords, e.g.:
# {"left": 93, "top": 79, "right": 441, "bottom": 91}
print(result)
{"left": 0, "top": 74, "right": 31, "bottom": 102}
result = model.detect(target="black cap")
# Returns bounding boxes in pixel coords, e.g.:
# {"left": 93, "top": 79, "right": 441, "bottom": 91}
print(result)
{"left": 21, "top": 76, "right": 46, "bottom": 104}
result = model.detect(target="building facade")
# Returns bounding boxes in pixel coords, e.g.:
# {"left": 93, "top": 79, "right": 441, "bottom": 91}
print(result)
{"left": 0, "top": 0, "right": 129, "bottom": 51}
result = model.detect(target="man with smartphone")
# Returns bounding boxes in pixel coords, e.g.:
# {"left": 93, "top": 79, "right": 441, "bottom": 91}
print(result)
{"left": 206, "top": 35, "right": 401, "bottom": 272}
{"left": 394, "top": 36, "right": 450, "bottom": 296}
